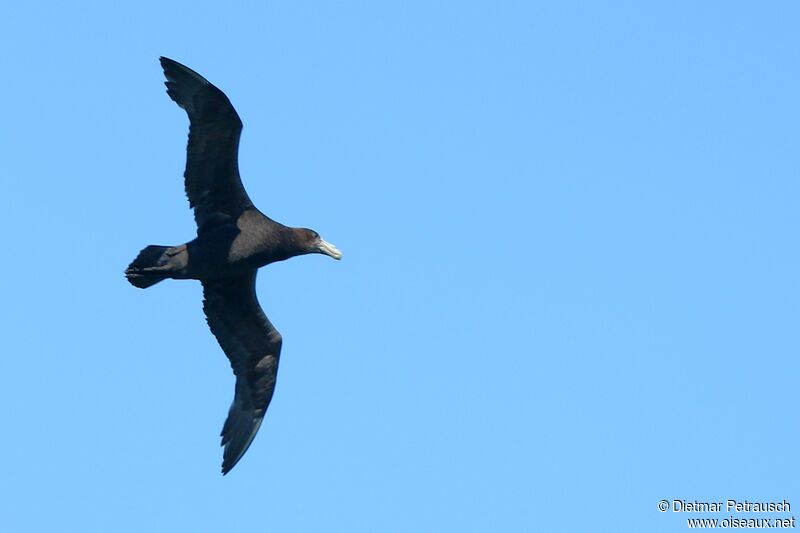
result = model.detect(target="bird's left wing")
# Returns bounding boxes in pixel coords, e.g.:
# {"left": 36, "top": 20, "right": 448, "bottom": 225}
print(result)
{"left": 202, "top": 272, "right": 283, "bottom": 474}
{"left": 160, "top": 57, "right": 254, "bottom": 231}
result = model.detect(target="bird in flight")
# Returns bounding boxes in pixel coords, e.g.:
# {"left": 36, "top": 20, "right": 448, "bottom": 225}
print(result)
{"left": 126, "top": 57, "right": 342, "bottom": 475}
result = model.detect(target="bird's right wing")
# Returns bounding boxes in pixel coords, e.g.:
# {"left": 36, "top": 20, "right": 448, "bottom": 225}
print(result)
{"left": 160, "top": 57, "right": 254, "bottom": 231}
{"left": 202, "top": 272, "right": 283, "bottom": 475}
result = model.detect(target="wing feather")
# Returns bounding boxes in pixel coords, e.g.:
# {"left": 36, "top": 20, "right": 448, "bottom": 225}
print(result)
{"left": 202, "top": 272, "right": 282, "bottom": 475}
{"left": 159, "top": 57, "right": 254, "bottom": 230}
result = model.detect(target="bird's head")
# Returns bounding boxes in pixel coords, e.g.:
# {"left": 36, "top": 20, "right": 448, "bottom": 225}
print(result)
{"left": 298, "top": 229, "right": 342, "bottom": 260}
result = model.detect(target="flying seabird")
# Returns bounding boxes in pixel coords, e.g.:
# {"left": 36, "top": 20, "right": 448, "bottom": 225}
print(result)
{"left": 125, "top": 57, "right": 342, "bottom": 475}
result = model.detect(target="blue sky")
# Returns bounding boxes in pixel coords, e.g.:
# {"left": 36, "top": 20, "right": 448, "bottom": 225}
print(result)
{"left": 1, "top": 1, "right": 798, "bottom": 531}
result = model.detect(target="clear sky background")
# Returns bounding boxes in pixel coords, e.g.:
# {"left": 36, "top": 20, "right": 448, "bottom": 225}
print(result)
{"left": 1, "top": 2, "right": 798, "bottom": 532}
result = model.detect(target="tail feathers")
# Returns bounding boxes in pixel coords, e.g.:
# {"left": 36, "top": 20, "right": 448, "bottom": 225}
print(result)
{"left": 125, "top": 245, "right": 171, "bottom": 289}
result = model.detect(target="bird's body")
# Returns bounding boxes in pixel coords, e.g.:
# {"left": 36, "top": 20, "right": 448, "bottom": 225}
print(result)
{"left": 131, "top": 211, "right": 313, "bottom": 282}
{"left": 126, "top": 57, "right": 341, "bottom": 475}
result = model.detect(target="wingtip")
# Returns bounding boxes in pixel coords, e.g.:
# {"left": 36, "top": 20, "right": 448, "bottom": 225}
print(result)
{"left": 220, "top": 451, "right": 241, "bottom": 476}
{"left": 218, "top": 412, "right": 264, "bottom": 476}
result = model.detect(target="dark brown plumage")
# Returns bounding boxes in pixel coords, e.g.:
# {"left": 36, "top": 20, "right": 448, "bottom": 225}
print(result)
{"left": 125, "top": 57, "right": 341, "bottom": 475}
